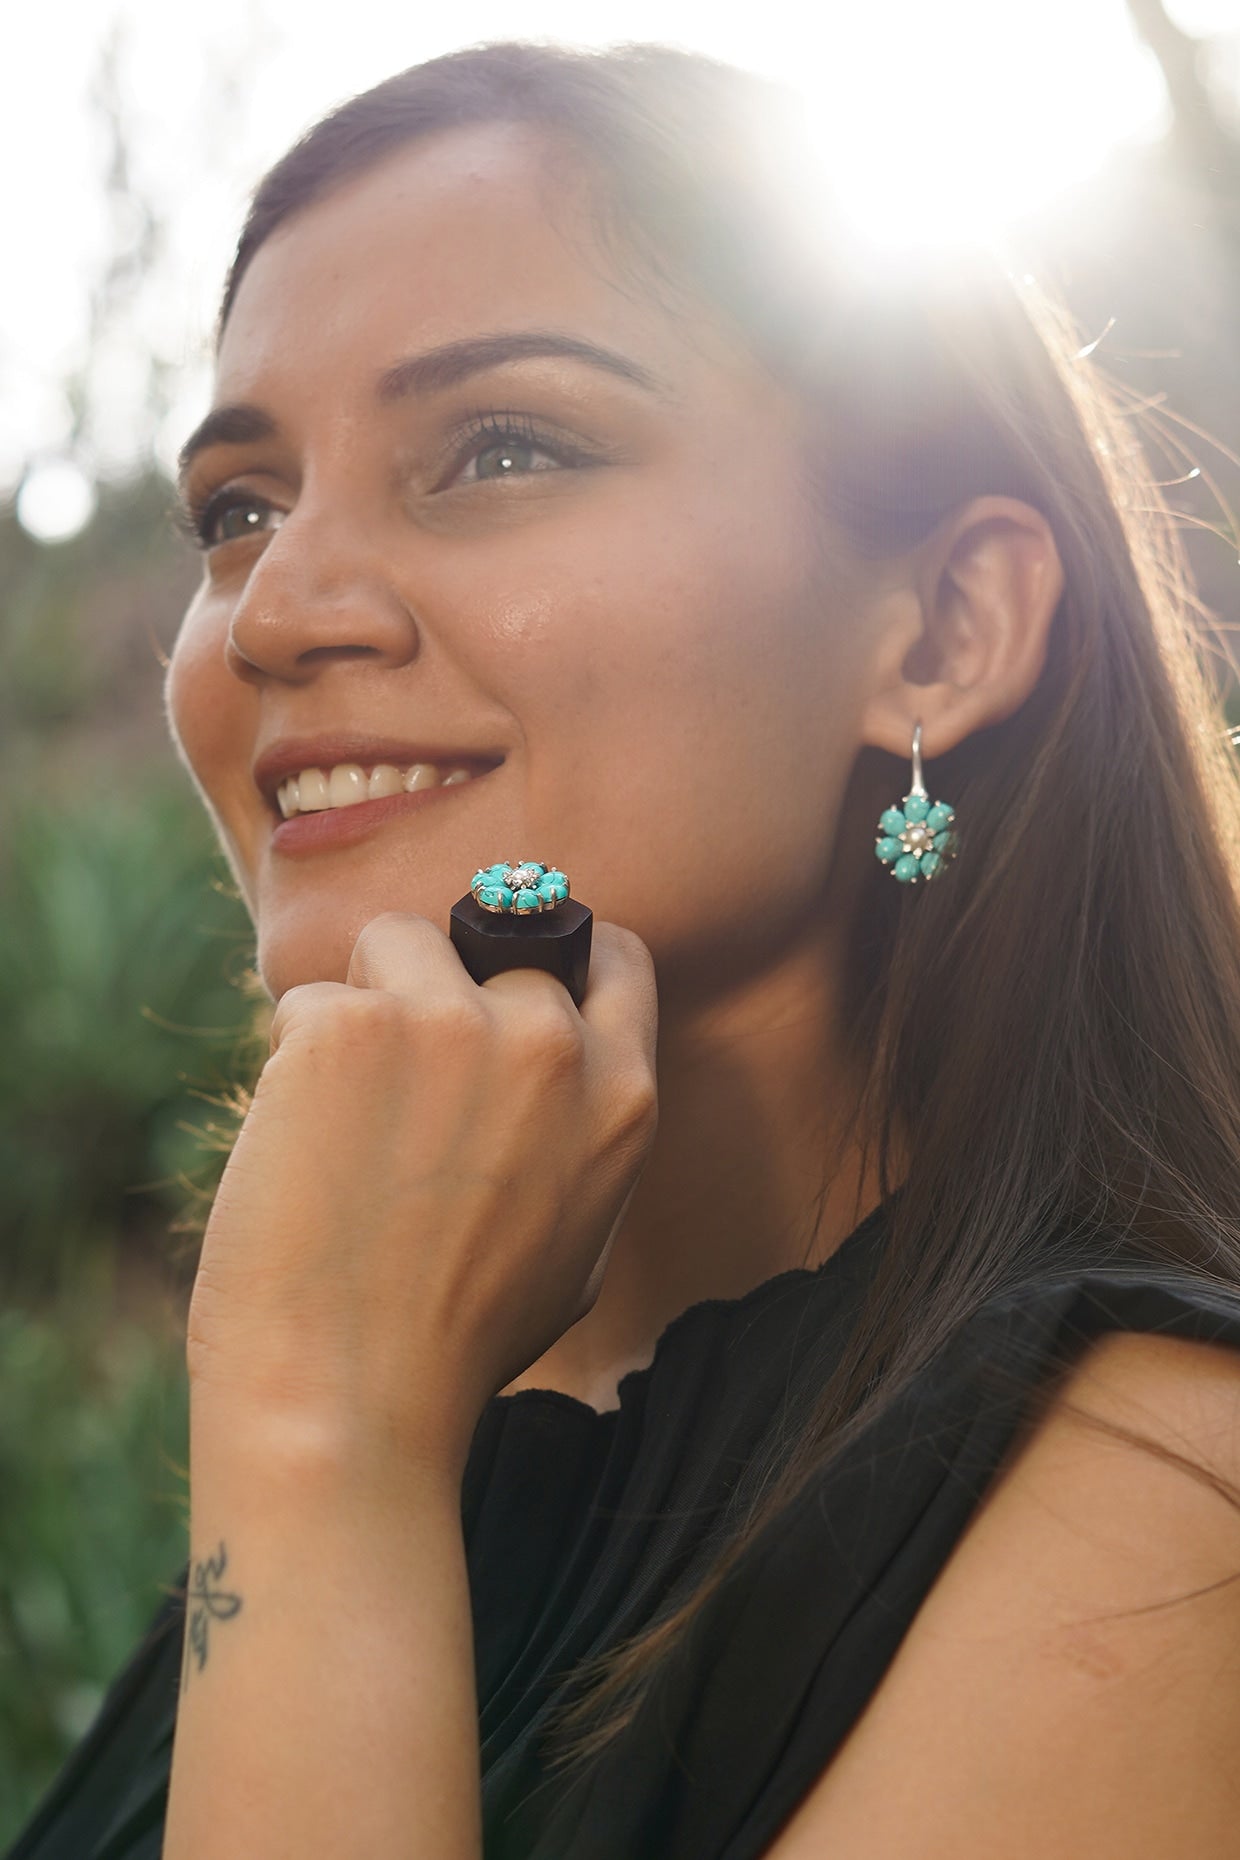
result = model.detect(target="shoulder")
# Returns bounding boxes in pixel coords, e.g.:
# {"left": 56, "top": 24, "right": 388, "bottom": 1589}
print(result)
{"left": 1011, "top": 1326, "right": 1240, "bottom": 1511}
{"left": 762, "top": 1329, "right": 1240, "bottom": 1859}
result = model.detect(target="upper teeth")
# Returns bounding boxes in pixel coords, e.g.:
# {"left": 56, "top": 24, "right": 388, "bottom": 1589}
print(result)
{"left": 276, "top": 762, "right": 475, "bottom": 819}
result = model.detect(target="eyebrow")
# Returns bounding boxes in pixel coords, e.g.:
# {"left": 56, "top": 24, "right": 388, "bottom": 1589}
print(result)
{"left": 177, "top": 329, "right": 672, "bottom": 487}
{"left": 375, "top": 329, "right": 671, "bottom": 403}
{"left": 176, "top": 404, "right": 278, "bottom": 486}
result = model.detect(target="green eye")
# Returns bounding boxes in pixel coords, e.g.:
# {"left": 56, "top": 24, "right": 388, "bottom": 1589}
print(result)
{"left": 468, "top": 438, "right": 562, "bottom": 482}
{"left": 448, "top": 411, "right": 595, "bottom": 489}
{"left": 218, "top": 502, "right": 271, "bottom": 540}
{"left": 193, "top": 492, "right": 284, "bottom": 550}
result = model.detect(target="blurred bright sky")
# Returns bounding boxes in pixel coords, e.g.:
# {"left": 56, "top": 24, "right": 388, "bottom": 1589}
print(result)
{"left": 4, "top": 0, "right": 1238, "bottom": 537}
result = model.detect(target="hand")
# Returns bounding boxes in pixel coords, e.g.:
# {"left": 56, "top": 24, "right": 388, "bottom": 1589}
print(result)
{"left": 185, "top": 912, "right": 659, "bottom": 1481}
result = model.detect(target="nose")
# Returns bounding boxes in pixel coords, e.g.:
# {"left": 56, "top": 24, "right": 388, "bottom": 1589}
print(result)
{"left": 224, "top": 502, "right": 419, "bottom": 686}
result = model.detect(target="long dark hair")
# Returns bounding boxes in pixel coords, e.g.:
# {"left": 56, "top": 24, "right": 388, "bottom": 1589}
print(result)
{"left": 212, "top": 40, "right": 1240, "bottom": 1770}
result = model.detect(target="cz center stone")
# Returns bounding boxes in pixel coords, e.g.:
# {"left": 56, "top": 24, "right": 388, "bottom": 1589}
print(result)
{"left": 901, "top": 822, "right": 935, "bottom": 856}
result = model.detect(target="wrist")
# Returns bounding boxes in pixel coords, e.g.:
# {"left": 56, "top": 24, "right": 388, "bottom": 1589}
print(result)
{"left": 167, "top": 1414, "right": 481, "bottom": 1860}
{"left": 187, "top": 1388, "right": 470, "bottom": 1519}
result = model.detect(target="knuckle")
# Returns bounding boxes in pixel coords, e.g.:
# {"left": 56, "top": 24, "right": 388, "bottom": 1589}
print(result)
{"left": 374, "top": 990, "right": 488, "bottom": 1059}
{"left": 611, "top": 1062, "right": 659, "bottom": 1143}
{"left": 346, "top": 912, "right": 416, "bottom": 984}
{"left": 343, "top": 915, "right": 431, "bottom": 989}
{"left": 612, "top": 922, "right": 654, "bottom": 965}
{"left": 526, "top": 1010, "right": 585, "bottom": 1077}
{"left": 335, "top": 987, "right": 402, "bottom": 1036}
{"left": 282, "top": 979, "right": 490, "bottom": 1055}
{"left": 596, "top": 918, "right": 644, "bottom": 956}
{"left": 601, "top": 921, "right": 657, "bottom": 985}
{"left": 268, "top": 981, "right": 348, "bottom": 1053}
{"left": 284, "top": 986, "right": 407, "bottom": 1060}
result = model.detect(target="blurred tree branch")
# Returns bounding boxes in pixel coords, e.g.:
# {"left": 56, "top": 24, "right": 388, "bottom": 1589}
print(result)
{"left": 69, "top": 23, "right": 170, "bottom": 465}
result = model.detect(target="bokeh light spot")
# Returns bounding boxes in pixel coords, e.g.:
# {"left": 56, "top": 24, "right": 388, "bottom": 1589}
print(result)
{"left": 16, "top": 461, "right": 98, "bottom": 545}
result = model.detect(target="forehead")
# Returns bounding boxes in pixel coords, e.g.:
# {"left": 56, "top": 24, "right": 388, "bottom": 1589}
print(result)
{"left": 217, "top": 122, "right": 706, "bottom": 401}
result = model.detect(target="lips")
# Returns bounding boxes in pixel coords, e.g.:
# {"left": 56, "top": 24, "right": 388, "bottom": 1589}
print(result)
{"left": 252, "top": 734, "right": 505, "bottom": 814}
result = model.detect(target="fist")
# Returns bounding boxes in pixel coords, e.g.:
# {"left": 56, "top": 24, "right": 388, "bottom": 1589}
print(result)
{"left": 185, "top": 913, "right": 659, "bottom": 1477}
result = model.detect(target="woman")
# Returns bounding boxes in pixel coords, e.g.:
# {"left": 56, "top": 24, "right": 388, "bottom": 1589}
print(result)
{"left": 12, "top": 37, "right": 1240, "bottom": 1860}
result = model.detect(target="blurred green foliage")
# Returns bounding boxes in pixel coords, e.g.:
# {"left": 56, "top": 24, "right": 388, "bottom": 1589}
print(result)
{"left": 0, "top": 778, "right": 262, "bottom": 1301}
{"left": 0, "top": 464, "right": 265, "bottom": 1833}
{"left": 0, "top": 1291, "right": 189, "bottom": 1846}
{"left": 0, "top": 770, "right": 262, "bottom": 1840}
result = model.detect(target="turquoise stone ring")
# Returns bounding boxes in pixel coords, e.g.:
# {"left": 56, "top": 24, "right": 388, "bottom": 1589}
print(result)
{"left": 470, "top": 860, "right": 571, "bottom": 914}
{"left": 451, "top": 859, "right": 592, "bottom": 1005}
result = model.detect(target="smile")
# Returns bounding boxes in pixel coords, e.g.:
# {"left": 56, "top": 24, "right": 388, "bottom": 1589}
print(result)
{"left": 277, "top": 760, "right": 481, "bottom": 818}
{"left": 269, "top": 761, "right": 498, "bottom": 856}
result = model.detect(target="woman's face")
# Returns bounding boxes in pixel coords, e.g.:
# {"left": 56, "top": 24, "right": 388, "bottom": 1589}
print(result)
{"left": 166, "top": 123, "right": 875, "bottom": 1005}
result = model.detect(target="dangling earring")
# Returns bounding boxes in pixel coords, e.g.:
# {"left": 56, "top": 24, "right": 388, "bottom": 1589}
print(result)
{"left": 874, "top": 721, "right": 957, "bottom": 884}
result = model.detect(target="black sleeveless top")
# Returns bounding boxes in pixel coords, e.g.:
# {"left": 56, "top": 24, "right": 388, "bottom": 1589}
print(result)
{"left": 11, "top": 1199, "right": 1240, "bottom": 1860}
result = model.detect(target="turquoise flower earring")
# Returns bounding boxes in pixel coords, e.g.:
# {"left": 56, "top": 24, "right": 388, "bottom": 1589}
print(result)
{"left": 875, "top": 721, "right": 957, "bottom": 884}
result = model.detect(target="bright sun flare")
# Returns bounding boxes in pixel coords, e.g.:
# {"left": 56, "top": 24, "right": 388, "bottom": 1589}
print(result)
{"left": 5, "top": 0, "right": 1202, "bottom": 540}
{"left": 717, "top": 0, "right": 1168, "bottom": 250}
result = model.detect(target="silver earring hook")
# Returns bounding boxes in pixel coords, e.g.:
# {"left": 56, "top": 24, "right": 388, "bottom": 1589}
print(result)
{"left": 909, "top": 720, "right": 928, "bottom": 800}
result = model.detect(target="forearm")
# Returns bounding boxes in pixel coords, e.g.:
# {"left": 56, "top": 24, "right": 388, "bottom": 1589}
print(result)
{"left": 164, "top": 1412, "right": 483, "bottom": 1860}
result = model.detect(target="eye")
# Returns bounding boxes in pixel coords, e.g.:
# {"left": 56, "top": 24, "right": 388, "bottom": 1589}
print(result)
{"left": 188, "top": 489, "right": 285, "bottom": 551}
{"left": 463, "top": 437, "right": 560, "bottom": 482}
{"left": 447, "top": 412, "right": 594, "bottom": 488}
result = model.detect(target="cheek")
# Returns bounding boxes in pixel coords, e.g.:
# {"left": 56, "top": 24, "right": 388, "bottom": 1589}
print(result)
{"left": 163, "top": 598, "right": 261, "bottom": 878}
{"left": 461, "top": 484, "right": 853, "bottom": 954}
{"left": 458, "top": 472, "right": 828, "bottom": 733}
{"left": 546, "top": 487, "right": 838, "bottom": 781}
{"left": 165, "top": 595, "right": 238, "bottom": 775}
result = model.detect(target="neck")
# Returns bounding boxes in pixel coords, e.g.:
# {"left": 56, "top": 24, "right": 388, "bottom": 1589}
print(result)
{"left": 499, "top": 932, "right": 885, "bottom": 1413}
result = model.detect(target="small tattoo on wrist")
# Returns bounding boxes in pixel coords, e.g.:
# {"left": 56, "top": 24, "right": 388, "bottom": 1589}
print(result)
{"left": 182, "top": 1541, "right": 243, "bottom": 1692}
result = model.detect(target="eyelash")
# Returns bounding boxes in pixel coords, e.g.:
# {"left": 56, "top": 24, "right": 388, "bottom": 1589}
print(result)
{"left": 178, "top": 409, "right": 596, "bottom": 551}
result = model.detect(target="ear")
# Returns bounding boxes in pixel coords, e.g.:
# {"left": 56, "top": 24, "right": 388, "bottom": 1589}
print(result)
{"left": 859, "top": 495, "right": 1064, "bottom": 762}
